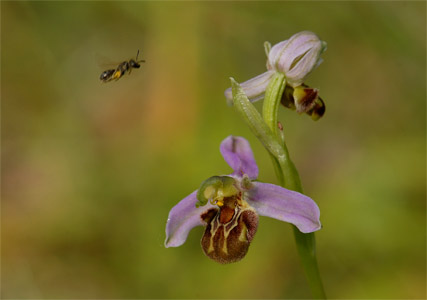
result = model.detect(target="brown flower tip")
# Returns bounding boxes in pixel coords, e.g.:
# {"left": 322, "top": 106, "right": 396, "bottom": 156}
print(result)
{"left": 280, "top": 84, "right": 325, "bottom": 120}
{"left": 294, "top": 86, "right": 319, "bottom": 113}
{"left": 307, "top": 96, "right": 325, "bottom": 121}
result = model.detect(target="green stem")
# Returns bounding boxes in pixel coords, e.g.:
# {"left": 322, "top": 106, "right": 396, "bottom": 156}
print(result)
{"left": 269, "top": 154, "right": 285, "bottom": 187}
{"left": 263, "top": 73, "right": 326, "bottom": 299}
{"left": 262, "top": 73, "right": 286, "bottom": 138}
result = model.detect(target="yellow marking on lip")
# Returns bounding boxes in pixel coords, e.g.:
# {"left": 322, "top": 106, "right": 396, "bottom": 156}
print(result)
{"left": 239, "top": 225, "right": 248, "bottom": 242}
{"left": 222, "top": 238, "right": 228, "bottom": 254}
{"left": 207, "top": 239, "right": 214, "bottom": 253}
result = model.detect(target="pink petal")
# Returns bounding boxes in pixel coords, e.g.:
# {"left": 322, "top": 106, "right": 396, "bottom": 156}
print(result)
{"left": 220, "top": 136, "right": 258, "bottom": 179}
{"left": 247, "top": 182, "right": 321, "bottom": 233}
{"left": 165, "top": 190, "right": 215, "bottom": 247}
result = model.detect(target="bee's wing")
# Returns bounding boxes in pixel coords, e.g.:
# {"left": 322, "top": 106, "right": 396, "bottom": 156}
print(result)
{"left": 95, "top": 53, "right": 122, "bottom": 69}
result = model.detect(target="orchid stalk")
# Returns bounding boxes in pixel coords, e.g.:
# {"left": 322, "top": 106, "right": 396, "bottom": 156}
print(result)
{"left": 164, "top": 31, "right": 327, "bottom": 299}
{"left": 228, "top": 31, "right": 327, "bottom": 298}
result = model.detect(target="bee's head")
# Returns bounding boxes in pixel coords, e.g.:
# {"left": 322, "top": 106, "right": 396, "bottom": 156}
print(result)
{"left": 129, "top": 59, "right": 142, "bottom": 69}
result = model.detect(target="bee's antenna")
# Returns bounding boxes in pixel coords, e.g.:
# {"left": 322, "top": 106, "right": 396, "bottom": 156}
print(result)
{"left": 135, "top": 49, "right": 145, "bottom": 63}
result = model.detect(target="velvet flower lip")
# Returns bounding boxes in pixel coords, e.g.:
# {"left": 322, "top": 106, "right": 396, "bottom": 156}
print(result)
{"left": 224, "top": 31, "right": 327, "bottom": 120}
{"left": 165, "top": 136, "right": 321, "bottom": 264}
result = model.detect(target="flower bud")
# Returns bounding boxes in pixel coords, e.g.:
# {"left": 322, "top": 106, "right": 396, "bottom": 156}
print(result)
{"left": 268, "top": 31, "right": 327, "bottom": 87}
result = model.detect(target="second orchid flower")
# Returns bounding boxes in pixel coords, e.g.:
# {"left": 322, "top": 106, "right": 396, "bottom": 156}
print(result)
{"left": 225, "top": 31, "right": 327, "bottom": 120}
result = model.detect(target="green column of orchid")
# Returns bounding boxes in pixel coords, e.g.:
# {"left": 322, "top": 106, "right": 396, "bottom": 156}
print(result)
{"left": 262, "top": 73, "right": 326, "bottom": 299}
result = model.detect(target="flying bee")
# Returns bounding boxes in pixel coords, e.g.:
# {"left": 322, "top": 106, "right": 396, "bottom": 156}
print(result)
{"left": 100, "top": 50, "right": 145, "bottom": 82}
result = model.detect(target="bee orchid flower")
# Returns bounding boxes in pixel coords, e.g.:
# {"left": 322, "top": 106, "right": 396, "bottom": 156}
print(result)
{"left": 165, "top": 136, "right": 321, "bottom": 264}
{"left": 225, "top": 31, "right": 327, "bottom": 120}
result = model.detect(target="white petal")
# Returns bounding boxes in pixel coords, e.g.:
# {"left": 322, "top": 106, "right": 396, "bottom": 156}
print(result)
{"left": 225, "top": 71, "right": 275, "bottom": 105}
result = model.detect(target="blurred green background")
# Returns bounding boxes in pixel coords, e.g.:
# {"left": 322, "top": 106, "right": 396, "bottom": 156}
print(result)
{"left": 2, "top": 1, "right": 425, "bottom": 299}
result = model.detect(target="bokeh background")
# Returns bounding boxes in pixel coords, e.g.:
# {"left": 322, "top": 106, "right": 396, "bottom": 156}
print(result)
{"left": 2, "top": 1, "right": 425, "bottom": 299}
